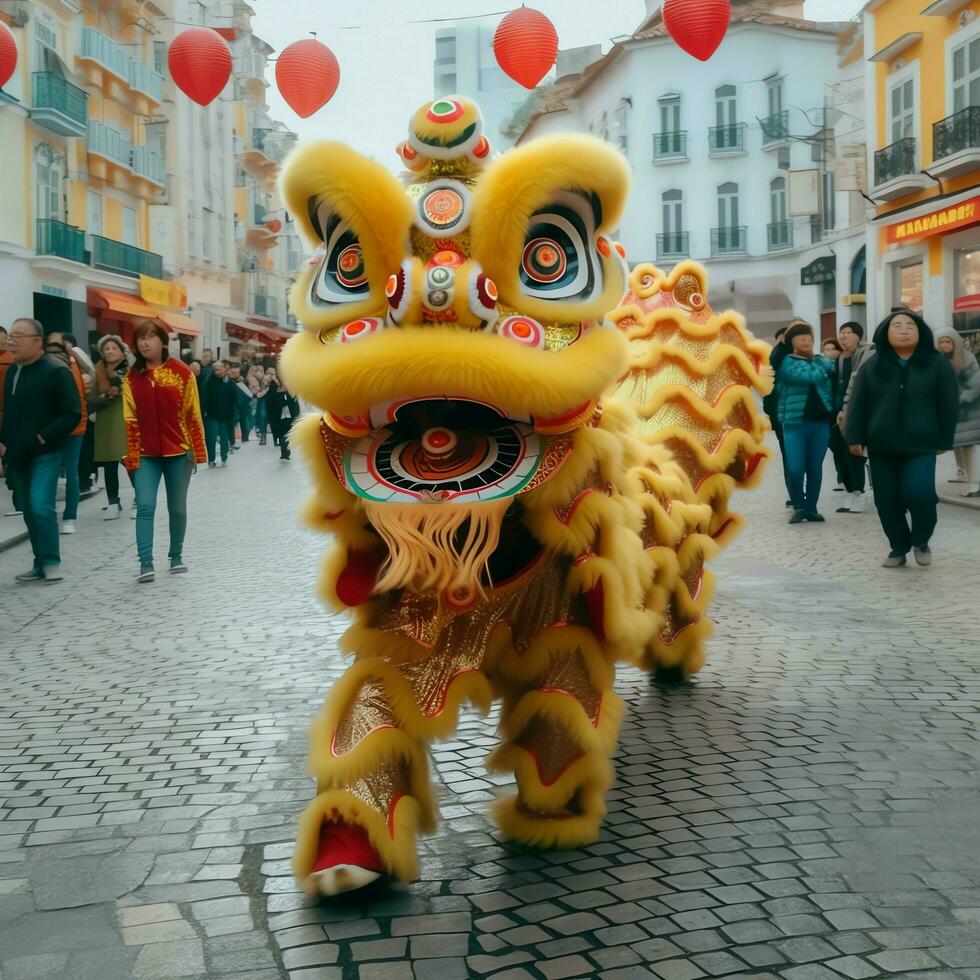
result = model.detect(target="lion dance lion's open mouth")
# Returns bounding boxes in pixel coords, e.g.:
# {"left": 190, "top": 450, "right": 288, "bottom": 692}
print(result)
{"left": 278, "top": 97, "right": 772, "bottom": 896}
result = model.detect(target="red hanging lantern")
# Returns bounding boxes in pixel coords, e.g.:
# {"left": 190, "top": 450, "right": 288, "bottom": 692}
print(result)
{"left": 275, "top": 39, "right": 340, "bottom": 118}
{"left": 663, "top": 0, "right": 731, "bottom": 62}
{"left": 493, "top": 7, "right": 558, "bottom": 90}
{"left": 168, "top": 27, "right": 232, "bottom": 106}
{"left": 0, "top": 21, "right": 18, "bottom": 90}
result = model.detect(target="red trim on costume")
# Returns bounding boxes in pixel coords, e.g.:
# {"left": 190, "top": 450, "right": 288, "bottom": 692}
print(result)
{"left": 387, "top": 793, "right": 406, "bottom": 837}
{"left": 585, "top": 581, "right": 605, "bottom": 639}
{"left": 556, "top": 487, "right": 595, "bottom": 526}
{"left": 422, "top": 667, "right": 479, "bottom": 718}
{"left": 521, "top": 743, "right": 581, "bottom": 788}
{"left": 711, "top": 518, "right": 735, "bottom": 540}
{"left": 330, "top": 723, "right": 397, "bottom": 758}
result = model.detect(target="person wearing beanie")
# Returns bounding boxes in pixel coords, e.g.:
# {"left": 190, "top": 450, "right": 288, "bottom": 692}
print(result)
{"left": 831, "top": 321, "right": 872, "bottom": 513}
{"left": 776, "top": 319, "right": 837, "bottom": 524}
{"left": 844, "top": 310, "right": 959, "bottom": 567}
{"left": 933, "top": 325, "right": 980, "bottom": 496}
{"left": 762, "top": 325, "right": 793, "bottom": 507}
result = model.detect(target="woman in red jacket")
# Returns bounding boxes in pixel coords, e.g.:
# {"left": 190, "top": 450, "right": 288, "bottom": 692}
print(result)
{"left": 123, "top": 321, "right": 207, "bottom": 582}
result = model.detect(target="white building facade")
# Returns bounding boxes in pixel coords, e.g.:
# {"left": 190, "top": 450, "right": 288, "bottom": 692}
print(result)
{"left": 150, "top": 0, "right": 238, "bottom": 358}
{"left": 516, "top": 1, "right": 869, "bottom": 341}
{"left": 433, "top": 18, "right": 530, "bottom": 152}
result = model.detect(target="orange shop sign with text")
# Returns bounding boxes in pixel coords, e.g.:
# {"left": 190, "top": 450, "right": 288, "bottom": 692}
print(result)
{"left": 139, "top": 275, "right": 188, "bottom": 311}
{"left": 886, "top": 196, "right": 980, "bottom": 245}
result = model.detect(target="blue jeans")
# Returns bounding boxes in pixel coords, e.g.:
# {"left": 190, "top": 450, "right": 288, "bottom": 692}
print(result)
{"left": 783, "top": 420, "right": 830, "bottom": 513}
{"left": 869, "top": 453, "right": 938, "bottom": 554}
{"left": 255, "top": 398, "right": 267, "bottom": 439}
{"left": 205, "top": 418, "right": 233, "bottom": 463}
{"left": 61, "top": 434, "right": 83, "bottom": 521}
{"left": 9, "top": 451, "right": 62, "bottom": 570}
{"left": 133, "top": 454, "right": 193, "bottom": 569}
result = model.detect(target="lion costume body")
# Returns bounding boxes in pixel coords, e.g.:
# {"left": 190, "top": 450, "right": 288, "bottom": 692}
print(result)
{"left": 279, "top": 98, "right": 771, "bottom": 895}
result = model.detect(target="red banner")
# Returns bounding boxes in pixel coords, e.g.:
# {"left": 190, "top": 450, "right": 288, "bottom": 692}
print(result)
{"left": 886, "top": 196, "right": 980, "bottom": 244}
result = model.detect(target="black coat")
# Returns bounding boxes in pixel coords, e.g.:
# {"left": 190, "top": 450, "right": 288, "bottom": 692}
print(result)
{"left": 204, "top": 375, "right": 237, "bottom": 421}
{"left": 844, "top": 320, "right": 959, "bottom": 456}
{"left": 0, "top": 357, "right": 81, "bottom": 466}
{"left": 266, "top": 382, "right": 299, "bottom": 426}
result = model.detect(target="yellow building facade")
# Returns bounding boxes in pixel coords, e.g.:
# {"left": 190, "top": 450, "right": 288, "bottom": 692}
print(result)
{"left": 0, "top": 0, "right": 177, "bottom": 343}
{"left": 0, "top": 0, "right": 299, "bottom": 356}
{"left": 865, "top": 0, "right": 980, "bottom": 349}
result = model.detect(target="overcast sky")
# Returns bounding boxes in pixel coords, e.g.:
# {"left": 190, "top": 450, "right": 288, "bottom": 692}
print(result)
{"left": 250, "top": 0, "right": 864, "bottom": 166}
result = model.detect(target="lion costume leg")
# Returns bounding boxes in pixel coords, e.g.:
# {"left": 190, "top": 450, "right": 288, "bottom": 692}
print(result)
{"left": 293, "top": 630, "right": 493, "bottom": 894}
{"left": 486, "top": 627, "right": 623, "bottom": 848}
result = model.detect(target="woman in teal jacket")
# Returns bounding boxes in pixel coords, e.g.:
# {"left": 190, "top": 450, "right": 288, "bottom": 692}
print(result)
{"left": 777, "top": 320, "right": 837, "bottom": 524}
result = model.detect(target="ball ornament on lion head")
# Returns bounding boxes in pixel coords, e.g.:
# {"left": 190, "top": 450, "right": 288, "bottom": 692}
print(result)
{"left": 278, "top": 96, "right": 771, "bottom": 896}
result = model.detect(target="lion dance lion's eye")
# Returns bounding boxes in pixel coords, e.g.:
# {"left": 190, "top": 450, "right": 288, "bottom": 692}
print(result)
{"left": 312, "top": 204, "right": 371, "bottom": 307}
{"left": 518, "top": 191, "right": 604, "bottom": 304}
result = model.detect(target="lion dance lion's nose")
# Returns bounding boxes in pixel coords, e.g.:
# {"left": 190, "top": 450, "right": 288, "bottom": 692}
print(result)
{"left": 385, "top": 253, "right": 499, "bottom": 332}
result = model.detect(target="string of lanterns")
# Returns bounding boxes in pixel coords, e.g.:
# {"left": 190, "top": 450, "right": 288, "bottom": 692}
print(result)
{"left": 0, "top": 2, "right": 731, "bottom": 112}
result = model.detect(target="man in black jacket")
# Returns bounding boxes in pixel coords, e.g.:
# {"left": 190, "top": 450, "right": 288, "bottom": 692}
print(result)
{"left": 204, "top": 360, "right": 236, "bottom": 467}
{"left": 0, "top": 318, "right": 81, "bottom": 582}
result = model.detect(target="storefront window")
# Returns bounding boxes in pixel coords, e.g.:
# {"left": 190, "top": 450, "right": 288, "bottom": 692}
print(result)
{"left": 893, "top": 261, "right": 922, "bottom": 312}
{"left": 956, "top": 247, "right": 980, "bottom": 296}
{"left": 953, "top": 247, "right": 980, "bottom": 350}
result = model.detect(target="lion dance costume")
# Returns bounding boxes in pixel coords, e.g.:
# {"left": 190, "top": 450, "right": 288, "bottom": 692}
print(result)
{"left": 278, "top": 98, "right": 771, "bottom": 895}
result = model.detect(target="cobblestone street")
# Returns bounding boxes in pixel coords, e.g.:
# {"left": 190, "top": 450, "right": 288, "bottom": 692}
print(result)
{"left": 1, "top": 439, "right": 979, "bottom": 980}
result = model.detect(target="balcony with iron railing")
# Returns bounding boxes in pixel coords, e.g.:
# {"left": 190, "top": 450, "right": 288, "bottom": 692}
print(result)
{"left": 253, "top": 293, "right": 278, "bottom": 319}
{"left": 872, "top": 136, "right": 932, "bottom": 199}
{"left": 932, "top": 106, "right": 980, "bottom": 177}
{"left": 35, "top": 218, "right": 88, "bottom": 265}
{"left": 88, "top": 120, "right": 132, "bottom": 168}
{"left": 767, "top": 220, "right": 793, "bottom": 252}
{"left": 874, "top": 137, "right": 917, "bottom": 185}
{"left": 80, "top": 28, "right": 164, "bottom": 106}
{"left": 761, "top": 109, "right": 789, "bottom": 147}
{"left": 81, "top": 28, "right": 132, "bottom": 82}
{"left": 30, "top": 72, "right": 88, "bottom": 138}
{"left": 35, "top": 220, "right": 164, "bottom": 280}
{"left": 711, "top": 226, "right": 747, "bottom": 256}
{"left": 708, "top": 122, "right": 746, "bottom": 155}
{"left": 130, "top": 145, "right": 165, "bottom": 186}
{"left": 129, "top": 59, "right": 164, "bottom": 104}
{"left": 656, "top": 232, "right": 690, "bottom": 260}
{"left": 653, "top": 131, "right": 687, "bottom": 162}
{"left": 91, "top": 235, "right": 163, "bottom": 279}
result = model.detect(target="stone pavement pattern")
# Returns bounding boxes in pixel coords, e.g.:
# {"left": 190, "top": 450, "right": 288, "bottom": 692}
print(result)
{"left": 1, "top": 440, "right": 979, "bottom": 980}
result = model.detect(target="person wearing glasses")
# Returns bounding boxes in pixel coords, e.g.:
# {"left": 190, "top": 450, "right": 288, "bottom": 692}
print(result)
{"left": 0, "top": 318, "right": 81, "bottom": 583}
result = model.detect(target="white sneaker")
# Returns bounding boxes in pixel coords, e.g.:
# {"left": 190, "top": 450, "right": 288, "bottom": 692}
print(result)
{"left": 60, "top": 521, "right": 76, "bottom": 535}
{"left": 835, "top": 493, "right": 853, "bottom": 514}
{"left": 43, "top": 564, "right": 64, "bottom": 582}
{"left": 103, "top": 503, "right": 123, "bottom": 521}
{"left": 849, "top": 492, "right": 867, "bottom": 513}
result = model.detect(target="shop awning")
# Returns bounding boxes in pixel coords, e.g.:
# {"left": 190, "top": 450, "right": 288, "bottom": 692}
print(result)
{"left": 160, "top": 311, "right": 203, "bottom": 337}
{"left": 954, "top": 293, "right": 980, "bottom": 312}
{"left": 248, "top": 320, "right": 296, "bottom": 343}
{"left": 226, "top": 318, "right": 297, "bottom": 348}
{"left": 87, "top": 288, "right": 164, "bottom": 324}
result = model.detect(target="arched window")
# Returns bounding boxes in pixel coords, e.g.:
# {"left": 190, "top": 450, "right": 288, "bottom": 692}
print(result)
{"left": 717, "top": 181, "right": 739, "bottom": 228}
{"left": 662, "top": 189, "right": 683, "bottom": 235}
{"left": 715, "top": 84, "right": 736, "bottom": 128}
{"left": 769, "top": 177, "right": 790, "bottom": 248}
{"left": 34, "top": 142, "right": 65, "bottom": 223}
{"left": 850, "top": 245, "right": 867, "bottom": 294}
{"left": 770, "top": 177, "right": 787, "bottom": 223}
